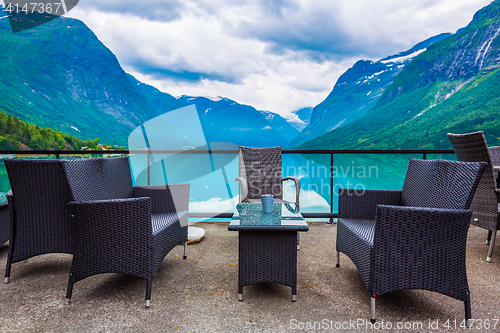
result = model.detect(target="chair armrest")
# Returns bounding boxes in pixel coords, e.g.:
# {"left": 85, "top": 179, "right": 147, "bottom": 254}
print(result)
{"left": 69, "top": 197, "right": 153, "bottom": 246}
{"left": 68, "top": 197, "right": 154, "bottom": 279}
{"left": 372, "top": 204, "right": 472, "bottom": 296}
{"left": 282, "top": 177, "right": 300, "bottom": 209}
{"left": 133, "top": 184, "right": 190, "bottom": 214}
{"left": 235, "top": 177, "right": 249, "bottom": 203}
{"left": 338, "top": 188, "right": 401, "bottom": 220}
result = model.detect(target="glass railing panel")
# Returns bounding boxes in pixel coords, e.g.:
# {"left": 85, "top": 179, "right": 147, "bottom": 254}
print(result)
{"left": 282, "top": 153, "right": 331, "bottom": 217}
{"left": 0, "top": 150, "right": 458, "bottom": 218}
{"left": 283, "top": 153, "right": 424, "bottom": 219}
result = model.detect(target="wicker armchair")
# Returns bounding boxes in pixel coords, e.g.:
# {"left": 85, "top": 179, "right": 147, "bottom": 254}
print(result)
{"left": 0, "top": 202, "right": 9, "bottom": 247}
{"left": 3, "top": 159, "right": 73, "bottom": 283}
{"left": 235, "top": 146, "right": 300, "bottom": 209}
{"left": 336, "top": 158, "right": 486, "bottom": 324}
{"left": 448, "top": 131, "right": 500, "bottom": 262}
{"left": 61, "top": 156, "right": 190, "bottom": 307}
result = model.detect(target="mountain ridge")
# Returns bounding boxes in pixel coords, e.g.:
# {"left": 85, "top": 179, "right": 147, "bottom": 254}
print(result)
{"left": 128, "top": 76, "right": 294, "bottom": 147}
{"left": 297, "top": 0, "right": 500, "bottom": 150}
{"left": 288, "top": 33, "right": 451, "bottom": 148}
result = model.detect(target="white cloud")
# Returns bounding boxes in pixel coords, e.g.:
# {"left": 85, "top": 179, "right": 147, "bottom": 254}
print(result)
{"left": 67, "top": 0, "right": 493, "bottom": 116}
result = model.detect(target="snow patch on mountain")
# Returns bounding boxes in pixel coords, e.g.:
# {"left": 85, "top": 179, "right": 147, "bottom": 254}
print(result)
{"left": 381, "top": 49, "right": 426, "bottom": 64}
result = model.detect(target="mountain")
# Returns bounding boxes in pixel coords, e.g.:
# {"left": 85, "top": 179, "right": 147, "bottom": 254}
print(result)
{"left": 127, "top": 74, "right": 184, "bottom": 113}
{"left": 289, "top": 33, "right": 451, "bottom": 148}
{"left": 297, "top": 0, "right": 500, "bottom": 150}
{"left": 128, "top": 76, "right": 292, "bottom": 147}
{"left": 258, "top": 110, "right": 300, "bottom": 143}
{"left": 174, "top": 96, "right": 290, "bottom": 148}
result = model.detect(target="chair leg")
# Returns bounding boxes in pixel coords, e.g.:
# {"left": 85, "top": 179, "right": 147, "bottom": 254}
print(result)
{"left": 4, "top": 252, "right": 13, "bottom": 283}
{"left": 336, "top": 251, "right": 340, "bottom": 268}
{"left": 145, "top": 279, "right": 152, "bottom": 307}
{"left": 66, "top": 282, "right": 74, "bottom": 305}
{"left": 4, "top": 262, "right": 11, "bottom": 284}
{"left": 465, "top": 300, "right": 472, "bottom": 328}
{"left": 370, "top": 297, "right": 376, "bottom": 323}
{"left": 238, "top": 285, "right": 243, "bottom": 301}
{"left": 486, "top": 230, "right": 492, "bottom": 245}
{"left": 486, "top": 231, "right": 496, "bottom": 262}
{"left": 183, "top": 241, "right": 187, "bottom": 259}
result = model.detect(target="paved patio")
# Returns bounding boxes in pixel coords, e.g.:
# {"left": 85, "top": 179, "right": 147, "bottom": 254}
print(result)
{"left": 0, "top": 222, "right": 499, "bottom": 332}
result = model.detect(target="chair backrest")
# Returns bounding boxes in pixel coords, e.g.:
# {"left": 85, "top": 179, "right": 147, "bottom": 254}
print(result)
{"left": 4, "top": 158, "right": 73, "bottom": 258}
{"left": 239, "top": 146, "right": 283, "bottom": 200}
{"left": 401, "top": 158, "right": 486, "bottom": 210}
{"left": 448, "top": 131, "right": 498, "bottom": 228}
{"left": 61, "top": 156, "right": 134, "bottom": 202}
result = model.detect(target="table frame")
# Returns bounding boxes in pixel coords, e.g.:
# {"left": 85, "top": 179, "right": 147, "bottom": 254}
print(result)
{"left": 229, "top": 203, "right": 307, "bottom": 301}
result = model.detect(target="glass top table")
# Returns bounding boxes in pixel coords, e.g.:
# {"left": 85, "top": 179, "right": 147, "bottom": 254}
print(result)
{"left": 228, "top": 202, "right": 309, "bottom": 231}
{"left": 228, "top": 202, "right": 308, "bottom": 302}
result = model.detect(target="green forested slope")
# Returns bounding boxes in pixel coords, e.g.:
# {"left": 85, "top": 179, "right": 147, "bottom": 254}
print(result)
{"left": 0, "top": 110, "right": 101, "bottom": 150}
{"left": 299, "top": 66, "right": 500, "bottom": 149}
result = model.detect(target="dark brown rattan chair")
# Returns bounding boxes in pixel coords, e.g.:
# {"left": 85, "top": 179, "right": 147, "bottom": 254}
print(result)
{"left": 235, "top": 146, "right": 300, "bottom": 208}
{"left": 0, "top": 202, "right": 9, "bottom": 247}
{"left": 4, "top": 159, "right": 73, "bottom": 283}
{"left": 235, "top": 146, "right": 302, "bottom": 249}
{"left": 336, "top": 158, "right": 486, "bottom": 324}
{"left": 61, "top": 156, "right": 189, "bottom": 307}
{"left": 448, "top": 131, "right": 500, "bottom": 262}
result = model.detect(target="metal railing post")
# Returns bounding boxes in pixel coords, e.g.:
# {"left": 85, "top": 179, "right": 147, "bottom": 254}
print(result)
{"left": 329, "top": 152, "right": 334, "bottom": 224}
{"left": 147, "top": 151, "right": 151, "bottom": 186}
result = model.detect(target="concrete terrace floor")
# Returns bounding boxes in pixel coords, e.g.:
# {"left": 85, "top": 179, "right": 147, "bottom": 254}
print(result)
{"left": 0, "top": 222, "right": 499, "bottom": 333}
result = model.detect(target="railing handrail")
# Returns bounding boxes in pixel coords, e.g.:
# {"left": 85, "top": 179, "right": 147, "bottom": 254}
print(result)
{"left": 0, "top": 149, "right": 455, "bottom": 155}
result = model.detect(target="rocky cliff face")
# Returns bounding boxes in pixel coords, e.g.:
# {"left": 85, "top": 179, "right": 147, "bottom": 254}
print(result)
{"left": 0, "top": 17, "right": 160, "bottom": 146}
{"left": 381, "top": 1, "right": 500, "bottom": 104}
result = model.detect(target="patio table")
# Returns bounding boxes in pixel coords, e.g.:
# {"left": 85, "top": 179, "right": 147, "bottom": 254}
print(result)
{"left": 228, "top": 202, "right": 308, "bottom": 301}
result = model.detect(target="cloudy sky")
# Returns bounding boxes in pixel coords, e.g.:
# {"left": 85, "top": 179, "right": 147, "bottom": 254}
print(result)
{"left": 67, "top": 0, "right": 493, "bottom": 118}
